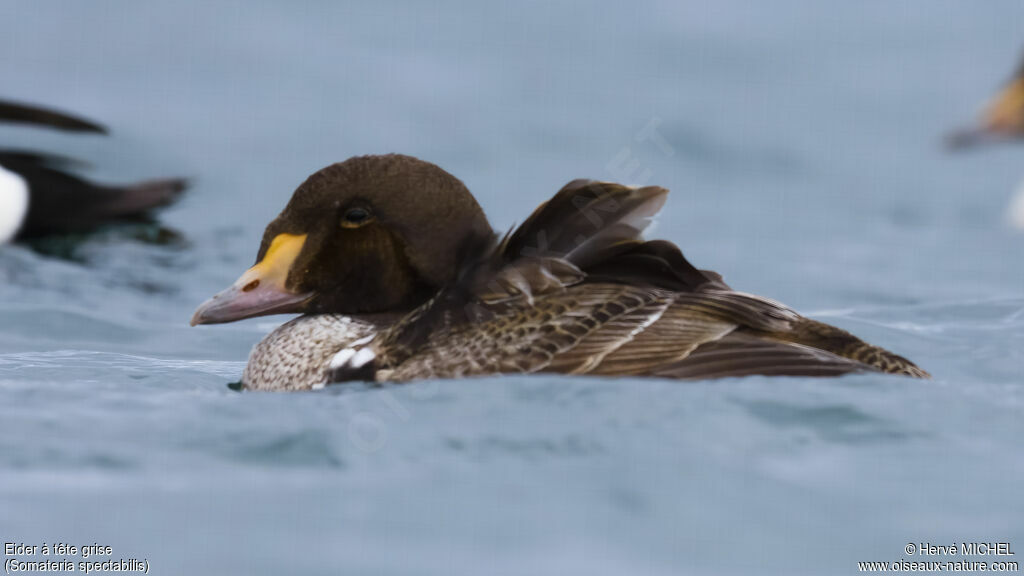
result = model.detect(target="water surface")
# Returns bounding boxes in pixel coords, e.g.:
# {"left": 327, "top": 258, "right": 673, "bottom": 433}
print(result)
{"left": 1, "top": 2, "right": 1022, "bottom": 574}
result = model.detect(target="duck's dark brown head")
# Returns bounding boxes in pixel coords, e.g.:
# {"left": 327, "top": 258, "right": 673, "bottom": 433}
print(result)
{"left": 191, "top": 154, "right": 492, "bottom": 325}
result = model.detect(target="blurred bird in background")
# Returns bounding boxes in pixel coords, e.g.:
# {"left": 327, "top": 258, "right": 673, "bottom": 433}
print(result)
{"left": 0, "top": 99, "right": 187, "bottom": 250}
{"left": 947, "top": 52, "right": 1024, "bottom": 229}
{"left": 948, "top": 53, "right": 1024, "bottom": 149}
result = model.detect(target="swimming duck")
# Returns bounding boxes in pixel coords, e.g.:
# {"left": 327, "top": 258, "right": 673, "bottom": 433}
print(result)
{"left": 0, "top": 99, "right": 187, "bottom": 244}
{"left": 191, "top": 154, "right": 928, "bottom": 390}
{"left": 948, "top": 52, "right": 1024, "bottom": 148}
{"left": 945, "top": 53, "right": 1024, "bottom": 228}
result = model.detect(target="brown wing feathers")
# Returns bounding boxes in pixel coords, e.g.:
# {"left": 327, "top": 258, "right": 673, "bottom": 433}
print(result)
{"left": 502, "top": 179, "right": 667, "bottom": 266}
{"left": 379, "top": 180, "right": 674, "bottom": 352}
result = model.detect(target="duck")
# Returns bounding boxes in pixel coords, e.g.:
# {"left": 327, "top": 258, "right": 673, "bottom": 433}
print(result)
{"left": 946, "top": 53, "right": 1024, "bottom": 228}
{"left": 947, "top": 51, "right": 1024, "bottom": 148}
{"left": 0, "top": 98, "right": 187, "bottom": 244}
{"left": 191, "top": 154, "right": 928, "bottom": 391}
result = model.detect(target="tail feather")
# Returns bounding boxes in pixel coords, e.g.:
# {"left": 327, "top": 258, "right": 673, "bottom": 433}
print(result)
{"left": 0, "top": 100, "right": 107, "bottom": 133}
{"left": 100, "top": 178, "right": 188, "bottom": 217}
{"left": 770, "top": 318, "right": 930, "bottom": 378}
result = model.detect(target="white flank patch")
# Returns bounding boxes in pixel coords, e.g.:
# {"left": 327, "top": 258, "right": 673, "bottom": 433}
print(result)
{"left": 329, "top": 346, "right": 377, "bottom": 371}
{"left": 351, "top": 348, "right": 375, "bottom": 368}
{"left": 0, "top": 165, "right": 29, "bottom": 244}
{"left": 327, "top": 331, "right": 377, "bottom": 371}
{"left": 329, "top": 348, "right": 357, "bottom": 370}
{"left": 1009, "top": 178, "right": 1024, "bottom": 230}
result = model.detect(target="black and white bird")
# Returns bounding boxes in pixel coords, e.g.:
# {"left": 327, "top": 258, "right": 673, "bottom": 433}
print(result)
{"left": 0, "top": 99, "right": 187, "bottom": 245}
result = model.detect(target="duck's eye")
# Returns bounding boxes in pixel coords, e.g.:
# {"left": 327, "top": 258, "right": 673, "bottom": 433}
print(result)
{"left": 341, "top": 207, "right": 373, "bottom": 228}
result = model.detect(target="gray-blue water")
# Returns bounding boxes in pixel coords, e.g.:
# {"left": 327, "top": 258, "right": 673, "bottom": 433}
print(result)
{"left": 2, "top": 2, "right": 1022, "bottom": 574}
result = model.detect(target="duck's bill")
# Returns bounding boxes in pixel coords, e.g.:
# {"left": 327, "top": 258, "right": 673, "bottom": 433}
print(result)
{"left": 948, "top": 77, "right": 1024, "bottom": 150}
{"left": 190, "top": 274, "right": 312, "bottom": 325}
{"left": 190, "top": 233, "right": 311, "bottom": 326}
